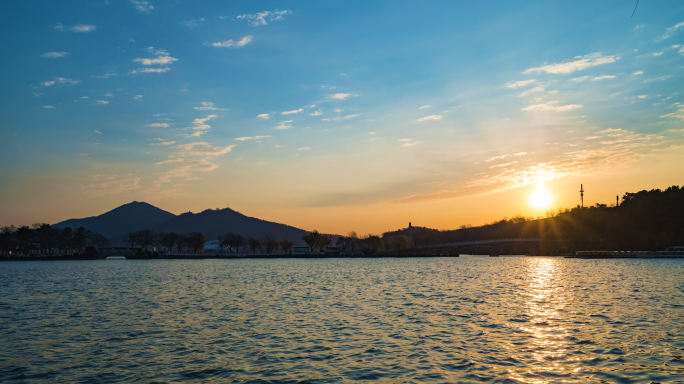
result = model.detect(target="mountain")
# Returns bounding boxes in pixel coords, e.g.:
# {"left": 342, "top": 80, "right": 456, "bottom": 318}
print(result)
{"left": 53, "top": 202, "right": 311, "bottom": 246}
{"left": 152, "top": 208, "right": 309, "bottom": 245}
{"left": 53, "top": 201, "right": 177, "bottom": 239}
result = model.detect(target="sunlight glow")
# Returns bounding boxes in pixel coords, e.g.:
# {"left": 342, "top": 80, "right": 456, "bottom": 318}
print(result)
{"left": 530, "top": 184, "right": 552, "bottom": 209}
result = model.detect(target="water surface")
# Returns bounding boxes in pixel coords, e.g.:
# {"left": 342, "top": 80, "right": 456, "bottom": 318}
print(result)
{"left": 1, "top": 257, "right": 683, "bottom": 383}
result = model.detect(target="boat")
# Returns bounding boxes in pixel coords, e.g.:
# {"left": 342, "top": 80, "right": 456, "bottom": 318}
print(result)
{"left": 567, "top": 248, "right": 684, "bottom": 259}
{"left": 106, "top": 256, "right": 126, "bottom": 260}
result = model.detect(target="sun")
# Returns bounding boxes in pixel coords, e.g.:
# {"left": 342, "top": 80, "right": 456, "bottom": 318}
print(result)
{"left": 530, "top": 184, "right": 552, "bottom": 209}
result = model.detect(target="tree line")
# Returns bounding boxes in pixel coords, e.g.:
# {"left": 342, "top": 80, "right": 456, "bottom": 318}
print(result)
{"left": 0, "top": 224, "right": 110, "bottom": 257}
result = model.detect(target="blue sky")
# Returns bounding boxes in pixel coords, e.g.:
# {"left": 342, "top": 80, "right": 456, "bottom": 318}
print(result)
{"left": 1, "top": 1, "right": 683, "bottom": 233}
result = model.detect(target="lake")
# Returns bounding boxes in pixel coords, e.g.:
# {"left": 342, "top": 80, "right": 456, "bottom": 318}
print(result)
{"left": 1, "top": 257, "right": 683, "bottom": 383}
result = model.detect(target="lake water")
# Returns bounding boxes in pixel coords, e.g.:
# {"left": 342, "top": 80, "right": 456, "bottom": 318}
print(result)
{"left": 1, "top": 257, "right": 683, "bottom": 383}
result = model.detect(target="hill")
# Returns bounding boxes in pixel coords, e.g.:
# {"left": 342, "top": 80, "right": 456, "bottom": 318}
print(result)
{"left": 53, "top": 201, "right": 176, "bottom": 239}
{"left": 152, "top": 208, "right": 309, "bottom": 245}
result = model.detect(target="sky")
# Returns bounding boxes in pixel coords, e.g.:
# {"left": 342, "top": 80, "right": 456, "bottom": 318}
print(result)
{"left": 1, "top": 1, "right": 684, "bottom": 235}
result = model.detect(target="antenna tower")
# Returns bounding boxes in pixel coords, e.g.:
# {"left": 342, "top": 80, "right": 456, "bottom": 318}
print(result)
{"left": 580, "top": 184, "right": 584, "bottom": 208}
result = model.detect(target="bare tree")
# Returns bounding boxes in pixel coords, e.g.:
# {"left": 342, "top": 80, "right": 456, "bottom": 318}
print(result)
{"left": 280, "top": 239, "right": 294, "bottom": 255}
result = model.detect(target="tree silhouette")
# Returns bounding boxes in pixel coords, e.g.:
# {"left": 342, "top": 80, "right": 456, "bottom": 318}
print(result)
{"left": 280, "top": 239, "right": 294, "bottom": 255}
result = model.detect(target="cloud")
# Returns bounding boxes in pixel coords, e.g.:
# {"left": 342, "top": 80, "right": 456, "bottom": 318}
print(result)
{"left": 133, "top": 49, "right": 177, "bottom": 65}
{"left": 189, "top": 115, "right": 217, "bottom": 136}
{"left": 653, "top": 52, "right": 663, "bottom": 57}
{"left": 343, "top": 114, "right": 358, "bottom": 119}
{"left": 94, "top": 130, "right": 101, "bottom": 134}
{"left": 506, "top": 80, "right": 536, "bottom": 88}
{"left": 637, "top": 95, "right": 648, "bottom": 99}
{"left": 257, "top": 113, "right": 270, "bottom": 119}
{"left": 331, "top": 93, "right": 351, "bottom": 100}
{"left": 309, "top": 110, "right": 322, "bottom": 116}
{"left": 133, "top": 95, "right": 143, "bottom": 100}
{"left": 149, "top": 138, "right": 176, "bottom": 146}
{"left": 523, "top": 53, "right": 617, "bottom": 74}
{"left": 416, "top": 115, "right": 442, "bottom": 122}
{"left": 93, "top": 100, "right": 108, "bottom": 105}
{"left": 43, "top": 105, "right": 54, "bottom": 109}
{"left": 147, "top": 123, "right": 169, "bottom": 127}
{"left": 402, "top": 141, "right": 422, "bottom": 147}
{"left": 236, "top": 10, "right": 292, "bottom": 26}
{"left": 419, "top": 105, "right": 431, "bottom": 109}
{"left": 79, "top": 175, "right": 140, "bottom": 198}
{"left": 593, "top": 75, "right": 616, "bottom": 80}
{"left": 660, "top": 105, "right": 684, "bottom": 120}
{"left": 56, "top": 77, "right": 79, "bottom": 85}
{"left": 41, "top": 52, "right": 69, "bottom": 58}
{"left": 92, "top": 73, "right": 117, "bottom": 78}
{"left": 175, "top": 142, "right": 235, "bottom": 157}
{"left": 633, "top": 71, "right": 643, "bottom": 75}
{"left": 56, "top": 23, "right": 96, "bottom": 33}
{"left": 235, "top": 135, "right": 271, "bottom": 141}
{"left": 282, "top": 108, "right": 303, "bottom": 115}
{"left": 275, "top": 122, "right": 292, "bottom": 130}
{"left": 398, "top": 139, "right": 412, "bottom": 142}
{"left": 298, "top": 147, "right": 311, "bottom": 151}
{"left": 70, "top": 24, "right": 96, "bottom": 32}
{"left": 518, "top": 86, "right": 545, "bottom": 97}
{"left": 137, "top": 68, "right": 171, "bottom": 73}
{"left": 41, "top": 81, "right": 55, "bottom": 87}
{"left": 662, "top": 21, "right": 684, "bottom": 39}
{"left": 180, "top": 18, "right": 204, "bottom": 29}
{"left": 210, "top": 36, "right": 253, "bottom": 48}
{"left": 194, "top": 102, "right": 218, "bottom": 111}
{"left": 522, "top": 101, "right": 582, "bottom": 112}
{"left": 156, "top": 158, "right": 219, "bottom": 184}
{"left": 390, "top": 129, "right": 668, "bottom": 205}
{"left": 643, "top": 75, "right": 672, "bottom": 83}
{"left": 572, "top": 76, "right": 590, "bottom": 82}
{"left": 130, "top": 0, "right": 153, "bottom": 13}
{"left": 368, "top": 132, "right": 376, "bottom": 135}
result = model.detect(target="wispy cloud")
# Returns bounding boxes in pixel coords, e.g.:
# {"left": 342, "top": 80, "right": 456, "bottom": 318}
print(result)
{"left": 147, "top": 123, "right": 169, "bottom": 127}
{"left": 92, "top": 73, "right": 117, "bottom": 78}
{"left": 43, "top": 105, "right": 54, "bottom": 109}
{"left": 236, "top": 10, "right": 292, "bottom": 26}
{"left": 235, "top": 135, "right": 271, "bottom": 141}
{"left": 156, "top": 158, "right": 219, "bottom": 184}
{"left": 209, "top": 36, "right": 253, "bottom": 48}
{"left": 518, "top": 86, "right": 544, "bottom": 97}
{"left": 662, "top": 21, "right": 684, "bottom": 40}
{"left": 194, "top": 102, "right": 219, "bottom": 111}
{"left": 94, "top": 130, "right": 101, "bottom": 134}
{"left": 523, "top": 53, "right": 617, "bottom": 74}
{"left": 309, "top": 110, "right": 322, "bottom": 116}
{"left": 180, "top": 18, "right": 204, "bottom": 29}
{"left": 298, "top": 147, "right": 311, "bottom": 151}
{"left": 133, "top": 95, "right": 143, "bottom": 101}
{"left": 189, "top": 115, "right": 217, "bottom": 136}
{"left": 133, "top": 49, "right": 177, "bottom": 65}
{"left": 402, "top": 141, "right": 422, "bottom": 147}
{"left": 257, "top": 113, "right": 270, "bottom": 119}
{"left": 55, "top": 23, "right": 96, "bottom": 33}
{"left": 632, "top": 71, "right": 643, "bottom": 75}
{"left": 41, "top": 52, "right": 69, "bottom": 58}
{"left": 416, "top": 115, "right": 442, "bottom": 122}
{"left": 282, "top": 108, "right": 303, "bottom": 115}
{"left": 593, "top": 75, "right": 616, "bottom": 80}
{"left": 419, "top": 105, "right": 431, "bottom": 109}
{"left": 275, "top": 120, "right": 293, "bottom": 130}
{"left": 93, "top": 100, "right": 108, "bottom": 105}
{"left": 660, "top": 105, "right": 684, "bottom": 121}
{"left": 506, "top": 80, "right": 536, "bottom": 88}
{"left": 522, "top": 101, "right": 582, "bottom": 112}
{"left": 343, "top": 114, "right": 358, "bottom": 119}
{"left": 149, "top": 138, "right": 176, "bottom": 146}
{"left": 79, "top": 175, "right": 140, "bottom": 198}
{"left": 130, "top": 0, "right": 153, "bottom": 13}
{"left": 175, "top": 142, "right": 235, "bottom": 157}
{"left": 41, "top": 77, "right": 80, "bottom": 86}
{"left": 331, "top": 93, "right": 351, "bottom": 100}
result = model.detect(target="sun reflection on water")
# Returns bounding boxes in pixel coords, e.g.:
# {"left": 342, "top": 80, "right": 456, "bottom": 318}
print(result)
{"left": 510, "top": 258, "right": 579, "bottom": 383}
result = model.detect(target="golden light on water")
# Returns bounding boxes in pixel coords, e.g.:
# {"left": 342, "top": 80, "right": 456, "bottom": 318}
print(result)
{"left": 529, "top": 183, "right": 552, "bottom": 209}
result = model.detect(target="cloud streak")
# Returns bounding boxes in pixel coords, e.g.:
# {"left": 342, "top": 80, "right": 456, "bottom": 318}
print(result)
{"left": 523, "top": 53, "right": 617, "bottom": 74}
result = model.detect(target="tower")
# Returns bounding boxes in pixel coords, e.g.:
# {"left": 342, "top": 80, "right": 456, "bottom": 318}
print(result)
{"left": 616, "top": 195, "right": 619, "bottom": 207}
{"left": 580, "top": 184, "right": 584, "bottom": 208}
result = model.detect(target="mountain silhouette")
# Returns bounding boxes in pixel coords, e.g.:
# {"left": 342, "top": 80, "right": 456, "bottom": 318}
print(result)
{"left": 152, "top": 208, "right": 308, "bottom": 244}
{"left": 53, "top": 201, "right": 176, "bottom": 239}
{"left": 53, "top": 202, "right": 310, "bottom": 245}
